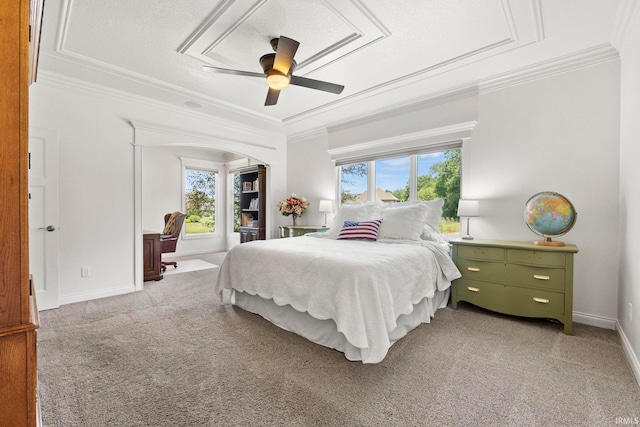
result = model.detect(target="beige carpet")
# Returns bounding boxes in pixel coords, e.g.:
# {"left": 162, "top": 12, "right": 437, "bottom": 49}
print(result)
{"left": 37, "top": 252, "right": 640, "bottom": 426}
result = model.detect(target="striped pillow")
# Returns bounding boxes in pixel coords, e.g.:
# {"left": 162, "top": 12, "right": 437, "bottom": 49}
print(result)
{"left": 337, "top": 219, "right": 382, "bottom": 241}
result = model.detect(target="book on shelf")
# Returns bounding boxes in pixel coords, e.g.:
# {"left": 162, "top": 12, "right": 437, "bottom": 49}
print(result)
{"left": 241, "top": 213, "right": 254, "bottom": 227}
{"left": 248, "top": 198, "right": 259, "bottom": 210}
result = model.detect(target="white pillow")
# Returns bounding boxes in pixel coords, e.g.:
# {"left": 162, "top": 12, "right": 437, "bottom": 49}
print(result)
{"left": 421, "top": 224, "right": 447, "bottom": 244}
{"left": 378, "top": 203, "right": 430, "bottom": 240}
{"left": 327, "top": 204, "right": 382, "bottom": 235}
{"left": 381, "top": 198, "right": 444, "bottom": 232}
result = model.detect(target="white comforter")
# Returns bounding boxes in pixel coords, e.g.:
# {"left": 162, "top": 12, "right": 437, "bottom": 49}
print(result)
{"left": 214, "top": 234, "right": 461, "bottom": 363}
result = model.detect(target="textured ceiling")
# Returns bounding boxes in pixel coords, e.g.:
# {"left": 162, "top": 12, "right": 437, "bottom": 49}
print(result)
{"left": 37, "top": 0, "right": 622, "bottom": 136}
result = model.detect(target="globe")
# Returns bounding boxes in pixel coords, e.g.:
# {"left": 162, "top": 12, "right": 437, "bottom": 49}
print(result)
{"left": 524, "top": 192, "right": 577, "bottom": 246}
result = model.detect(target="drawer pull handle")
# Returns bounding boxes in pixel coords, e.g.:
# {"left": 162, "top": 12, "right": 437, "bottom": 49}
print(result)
{"left": 533, "top": 297, "right": 550, "bottom": 304}
{"left": 533, "top": 275, "right": 550, "bottom": 280}
{"left": 467, "top": 267, "right": 480, "bottom": 272}
{"left": 467, "top": 287, "right": 480, "bottom": 292}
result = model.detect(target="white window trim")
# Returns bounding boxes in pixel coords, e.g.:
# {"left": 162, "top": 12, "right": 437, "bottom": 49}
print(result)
{"left": 337, "top": 147, "right": 462, "bottom": 207}
{"left": 181, "top": 157, "right": 222, "bottom": 240}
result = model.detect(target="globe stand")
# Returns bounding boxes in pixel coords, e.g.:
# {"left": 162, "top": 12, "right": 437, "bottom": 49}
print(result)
{"left": 534, "top": 236, "right": 565, "bottom": 247}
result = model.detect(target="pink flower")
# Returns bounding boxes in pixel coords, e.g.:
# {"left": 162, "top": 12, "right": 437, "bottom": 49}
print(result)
{"left": 278, "top": 194, "right": 309, "bottom": 216}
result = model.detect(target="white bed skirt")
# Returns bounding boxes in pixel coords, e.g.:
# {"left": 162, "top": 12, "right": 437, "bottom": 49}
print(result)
{"left": 228, "top": 288, "right": 450, "bottom": 363}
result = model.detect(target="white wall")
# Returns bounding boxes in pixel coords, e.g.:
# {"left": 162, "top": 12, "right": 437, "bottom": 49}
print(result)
{"left": 141, "top": 147, "right": 229, "bottom": 256}
{"left": 470, "top": 60, "right": 621, "bottom": 327}
{"left": 29, "top": 74, "right": 286, "bottom": 304}
{"left": 286, "top": 131, "right": 335, "bottom": 227}
{"left": 287, "top": 60, "right": 621, "bottom": 329}
{"left": 618, "top": 10, "right": 640, "bottom": 378}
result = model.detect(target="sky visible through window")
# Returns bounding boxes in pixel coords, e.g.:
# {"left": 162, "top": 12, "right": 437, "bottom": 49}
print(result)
{"left": 344, "top": 152, "right": 446, "bottom": 195}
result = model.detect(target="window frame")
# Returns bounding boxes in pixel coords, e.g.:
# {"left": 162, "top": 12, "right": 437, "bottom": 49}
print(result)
{"left": 337, "top": 145, "right": 462, "bottom": 207}
{"left": 180, "top": 157, "right": 222, "bottom": 240}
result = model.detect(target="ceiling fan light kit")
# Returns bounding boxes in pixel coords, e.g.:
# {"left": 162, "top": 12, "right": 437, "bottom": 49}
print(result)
{"left": 266, "top": 70, "right": 290, "bottom": 90}
{"left": 202, "top": 36, "right": 344, "bottom": 106}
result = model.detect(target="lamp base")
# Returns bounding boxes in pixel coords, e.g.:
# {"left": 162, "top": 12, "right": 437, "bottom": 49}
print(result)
{"left": 461, "top": 235, "right": 474, "bottom": 240}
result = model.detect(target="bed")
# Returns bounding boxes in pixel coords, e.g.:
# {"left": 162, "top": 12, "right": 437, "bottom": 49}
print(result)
{"left": 214, "top": 200, "right": 462, "bottom": 363}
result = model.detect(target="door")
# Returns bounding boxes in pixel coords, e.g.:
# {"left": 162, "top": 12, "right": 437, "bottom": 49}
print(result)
{"left": 28, "top": 128, "right": 59, "bottom": 310}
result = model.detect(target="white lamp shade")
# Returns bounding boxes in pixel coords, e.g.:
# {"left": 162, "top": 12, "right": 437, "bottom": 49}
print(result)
{"left": 318, "top": 200, "right": 333, "bottom": 212}
{"left": 457, "top": 199, "right": 479, "bottom": 217}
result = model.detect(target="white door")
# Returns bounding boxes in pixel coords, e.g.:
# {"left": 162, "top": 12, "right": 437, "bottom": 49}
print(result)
{"left": 28, "top": 128, "right": 59, "bottom": 310}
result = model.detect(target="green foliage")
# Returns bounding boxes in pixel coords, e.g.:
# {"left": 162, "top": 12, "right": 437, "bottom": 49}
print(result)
{"left": 433, "top": 150, "right": 461, "bottom": 219}
{"left": 389, "top": 149, "right": 461, "bottom": 218}
{"left": 185, "top": 170, "right": 215, "bottom": 218}
{"left": 233, "top": 172, "right": 241, "bottom": 232}
{"left": 185, "top": 169, "right": 217, "bottom": 233}
{"left": 440, "top": 218, "right": 461, "bottom": 234}
{"left": 338, "top": 149, "right": 462, "bottom": 227}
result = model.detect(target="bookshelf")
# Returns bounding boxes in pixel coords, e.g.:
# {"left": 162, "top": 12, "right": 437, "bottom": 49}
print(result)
{"left": 239, "top": 165, "right": 266, "bottom": 243}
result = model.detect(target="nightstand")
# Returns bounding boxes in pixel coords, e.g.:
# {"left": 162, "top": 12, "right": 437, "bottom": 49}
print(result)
{"left": 450, "top": 239, "right": 578, "bottom": 334}
{"left": 279, "top": 225, "right": 329, "bottom": 238}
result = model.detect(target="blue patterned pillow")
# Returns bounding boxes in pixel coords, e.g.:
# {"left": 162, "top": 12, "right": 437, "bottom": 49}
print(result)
{"left": 337, "top": 220, "right": 382, "bottom": 241}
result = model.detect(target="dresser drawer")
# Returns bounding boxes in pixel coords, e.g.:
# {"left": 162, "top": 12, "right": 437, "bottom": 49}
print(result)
{"left": 506, "top": 249, "right": 566, "bottom": 267}
{"left": 454, "top": 278, "right": 565, "bottom": 316}
{"left": 456, "top": 258, "right": 504, "bottom": 281}
{"left": 504, "top": 264, "right": 566, "bottom": 291}
{"left": 457, "top": 245, "right": 505, "bottom": 261}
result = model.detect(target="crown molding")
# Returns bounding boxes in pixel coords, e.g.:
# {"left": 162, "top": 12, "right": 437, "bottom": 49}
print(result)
{"left": 52, "top": 0, "right": 279, "bottom": 126}
{"left": 130, "top": 120, "right": 278, "bottom": 154}
{"left": 327, "top": 121, "right": 477, "bottom": 163}
{"left": 36, "top": 71, "right": 284, "bottom": 142}
{"left": 327, "top": 86, "right": 479, "bottom": 135}
{"left": 287, "top": 127, "right": 329, "bottom": 145}
{"left": 610, "top": 0, "right": 640, "bottom": 56}
{"left": 479, "top": 43, "right": 619, "bottom": 93}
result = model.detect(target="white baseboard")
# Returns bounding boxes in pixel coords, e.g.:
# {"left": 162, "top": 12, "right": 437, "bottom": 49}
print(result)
{"left": 573, "top": 310, "right": 617, "bottom": 330}
{"left": 59, "top": 285, "right": 136, "bottom": 306}
{"left": 617, "top": 321, "right": 640, "bottom": 387}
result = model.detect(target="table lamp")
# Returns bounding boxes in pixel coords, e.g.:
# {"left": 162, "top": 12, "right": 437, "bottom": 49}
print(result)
{"left": 457, "top": 199, "right": 479, "bottom": 240}
{"left": 319, "top": 200, "right": 332, "bottom": 227}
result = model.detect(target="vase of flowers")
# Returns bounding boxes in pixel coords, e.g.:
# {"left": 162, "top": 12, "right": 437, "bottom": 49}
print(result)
{"left": 278, "top": 194, "right": 309, "bottom": 225}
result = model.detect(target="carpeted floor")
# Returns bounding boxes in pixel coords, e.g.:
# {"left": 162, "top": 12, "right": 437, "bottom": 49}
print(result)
{"left": 37, "top": 252, "right": 640, "bottom": 427}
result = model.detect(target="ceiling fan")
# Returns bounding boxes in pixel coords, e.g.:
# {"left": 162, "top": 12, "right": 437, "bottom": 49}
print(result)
{"left": 202, "top": 36, "right": 345, "bottom": 106}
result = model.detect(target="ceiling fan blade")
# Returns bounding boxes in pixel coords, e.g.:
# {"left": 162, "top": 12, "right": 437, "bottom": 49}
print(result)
{"left": 202, "top": 65, "right": 264, "bottom": 78}
{"left": 265, "top": 87, "right": 280, "bottom": 106}
{"left": 273, "top": 36, "right": 299, "bottom": 75}
{"left": 290, "top": 75, "right": 344, "bottom": 94}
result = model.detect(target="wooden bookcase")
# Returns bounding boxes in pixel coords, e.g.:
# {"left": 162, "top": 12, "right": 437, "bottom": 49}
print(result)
{"left": 239, "top": 165, "right": 266, "bottom": 243}
{"left": 0, "top": 1, "right": 44, "bottom": 425}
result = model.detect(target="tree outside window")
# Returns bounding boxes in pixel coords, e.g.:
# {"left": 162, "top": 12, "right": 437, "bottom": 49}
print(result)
{"left": 232, "top": 171, "right": 241, "bottom": 232}
{"left": 185, "top": 168, "right": 216, "bottom": 234}
{"left": 339, "top": 149, "right": 461, "bottom": 235}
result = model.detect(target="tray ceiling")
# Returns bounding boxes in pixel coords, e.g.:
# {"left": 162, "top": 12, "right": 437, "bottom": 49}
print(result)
{"left": 37, "top": 0, "right": 622, "bottom": 135}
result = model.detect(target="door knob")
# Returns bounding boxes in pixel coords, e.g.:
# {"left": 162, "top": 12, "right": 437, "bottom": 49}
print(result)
{"left": 38, "top": 225, "right": 56, "bottom": 232}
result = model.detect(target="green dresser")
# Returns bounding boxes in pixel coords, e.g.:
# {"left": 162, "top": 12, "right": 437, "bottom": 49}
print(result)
{"left": 451, "top": 239, "right": 578, "bottom": 334}
{"left": 279, "top": 225, "right": 329, "bottom": 238}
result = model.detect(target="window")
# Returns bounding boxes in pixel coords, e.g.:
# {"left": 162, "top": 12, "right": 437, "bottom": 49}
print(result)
{"left": 184, "top": 168, "right": 217, "bottom": 235}
{"left": 340, "top": 162, "right": 368, "bottom": 204}
{"left": 232, "top": 171, "right": 241, "bottom": 233}
{"left": 375, "top": 157, "right": 410, "bottom": 202}
{"left": 338, "top": 148, "right": 461, "bottom": 235}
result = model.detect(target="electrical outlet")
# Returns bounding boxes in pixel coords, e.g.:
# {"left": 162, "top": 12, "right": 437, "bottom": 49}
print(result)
{"left": 81, "top": 267, "right": 91, "bottom": 278}
{"left": 629, "top": 303, "right": 633, "bottom": 322}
